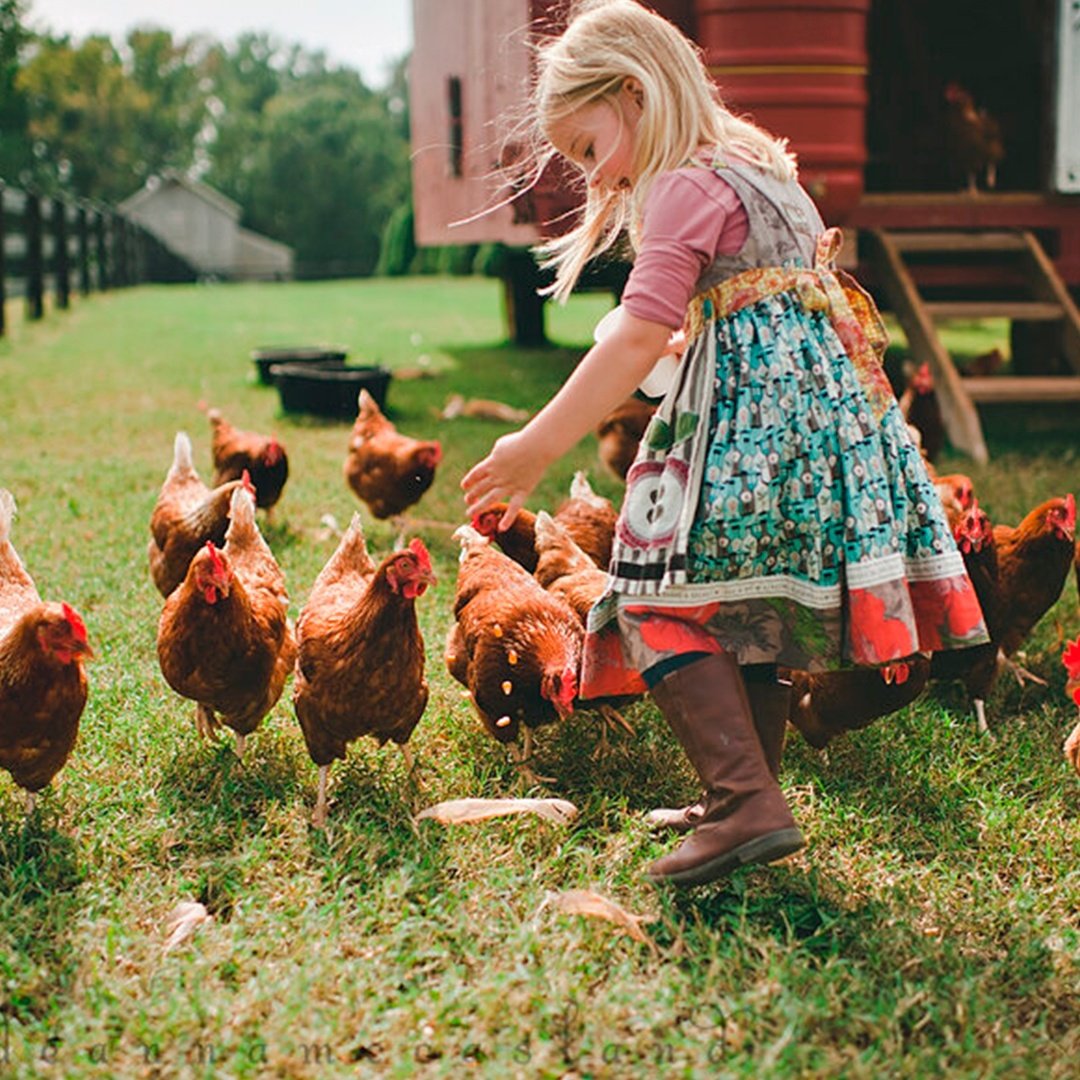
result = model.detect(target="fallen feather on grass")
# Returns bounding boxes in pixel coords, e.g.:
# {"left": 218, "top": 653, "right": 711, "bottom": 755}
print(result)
{"left": 537, "top": 889, "right": 658, "bottom": 950}
{"left": 415, "top": 797, "right": 578, "bottom": 825}
{"left": 163, "top": 901, "right": 212, "bottom": 953}
{"left": 440, "top": 394, "right": 530, "bottom": 423}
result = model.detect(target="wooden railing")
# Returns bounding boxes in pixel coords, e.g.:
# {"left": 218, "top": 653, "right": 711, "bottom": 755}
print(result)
{"left": 0, "top": 180, "right": 196, "bottom": 337}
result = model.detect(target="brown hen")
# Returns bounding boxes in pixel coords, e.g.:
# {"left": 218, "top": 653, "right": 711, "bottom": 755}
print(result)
{"left": 447, "top": 524, "right": 582, "bottom": 785}
{"left": 0, "top": 489, "right": 92, "bottom": 812}
{"left": 595, "top": 397, "right": 656, "bottom": 482}
{"left": 293, "top": 519, "right": 435, "bottom": 827}
{"left": 207, "top": 407, "right": 289, "bottom": 516}
{"left": 157, "top": 486, "right": 296, "bottom": 758}
{"left": 344, "top": 390, "right": 442, "bottom": 542}
{"left": 929, "top": 500, "right": 1002, "bottom": 734}
{"left": 472, "top": 471, "right": 617, "bottom": 573}
{"left": 993, "top": 494, "right": 1075, "bottom": 659}
{"left": 148, "top": 431, "right": 249, "bottom": 598}
{"left": 943, "top": 82, "right": 1004, "bottom": 193}
{"left": 786, "top": 658, "right": 931, "bottom": 750}
{"left": 533, "top": 511, "right": 638, "bottom": 755}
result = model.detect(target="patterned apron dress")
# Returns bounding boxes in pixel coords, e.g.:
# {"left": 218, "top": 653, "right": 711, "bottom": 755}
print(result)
{"left": 580, "top": 160, "right": 990, "bottom": 700}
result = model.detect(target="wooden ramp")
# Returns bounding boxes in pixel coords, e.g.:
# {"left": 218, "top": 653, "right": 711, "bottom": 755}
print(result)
{"left": 865, "top": 228, "right": 1080, "bottom": 463}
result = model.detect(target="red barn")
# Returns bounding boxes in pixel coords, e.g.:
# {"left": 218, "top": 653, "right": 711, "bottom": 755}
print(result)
{"left": 409, "top": 0, "right": 1080, "bottom": 461}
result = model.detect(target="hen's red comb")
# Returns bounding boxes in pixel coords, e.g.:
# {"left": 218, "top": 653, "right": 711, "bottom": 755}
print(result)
{"left": 407, "top": 537, "right": 432, "bottom": 571}
{"left": 1064, "top": 636, "right": 1080, "bottom": 680}
{"left": 61, "top": 602, "right": 88, "bottom": 643}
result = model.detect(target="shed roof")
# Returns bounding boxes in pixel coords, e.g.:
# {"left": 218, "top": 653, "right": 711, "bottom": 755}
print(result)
{"left": 119, "top": 170, "right": 242, "bottom": 220}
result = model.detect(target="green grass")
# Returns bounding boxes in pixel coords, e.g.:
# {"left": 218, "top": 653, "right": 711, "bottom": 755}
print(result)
{"left": 0, "top": 278, "right": 1078, "bottom": 1078}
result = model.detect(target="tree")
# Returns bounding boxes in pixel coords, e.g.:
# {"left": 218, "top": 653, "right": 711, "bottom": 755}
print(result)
{"left": 243, "top": 79, "right": 410, "bottom": 277}
{"left": 0, "top": 0, "right": 32, "bottom": 182}
{"left": 15, "top": 29, "right": 209, "bottom": 201}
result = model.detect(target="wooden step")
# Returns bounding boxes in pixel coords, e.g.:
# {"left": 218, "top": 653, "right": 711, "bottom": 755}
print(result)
{"left": 888, "top": 230, "right": 1027, "bottom": 253}
{"left": 961, "top": 376, "right": 1080, "bottom": 403}
{"left": 924, "top": 300, "right": 1063, "bottom": 321}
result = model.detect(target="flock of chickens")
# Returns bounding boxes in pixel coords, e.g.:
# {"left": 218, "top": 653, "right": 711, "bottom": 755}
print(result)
{"left": 1, "top": 379, "right": 1079, "bottom": 828}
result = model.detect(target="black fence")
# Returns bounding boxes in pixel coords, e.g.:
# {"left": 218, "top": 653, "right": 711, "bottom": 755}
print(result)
{"left": 0, "top": 180, "right": 196, "bottom": 338}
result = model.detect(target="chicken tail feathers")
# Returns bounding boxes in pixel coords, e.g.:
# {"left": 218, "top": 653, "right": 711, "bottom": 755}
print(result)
{"left": 570, "top": 470, "right": 601, "bottom": 505}
{"left": 0, "top": 488, "right": 14, "bottom": 543}
{"left": 337, "top": 513, "right": 376, "bottom": 572}
{"left": 452, "top": 523, "right": 489, "bottom": 557}
{"left": 226, "top": 484, "right": 259, "bottom": 544}
{"left": 169, "top": 432, "right": 197, "bottom": 480}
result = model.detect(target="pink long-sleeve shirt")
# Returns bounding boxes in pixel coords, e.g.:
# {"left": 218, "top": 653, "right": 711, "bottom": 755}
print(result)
{"left": 620, "top": 166, "right": 750, "bottom": 329}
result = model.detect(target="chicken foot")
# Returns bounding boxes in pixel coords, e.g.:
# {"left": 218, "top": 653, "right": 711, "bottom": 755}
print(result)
{"left": 510, "top": 729, "right": 556, "bottom": 788}
{"left": 399, "top": 742, "right": 427, "bottom": 790}
{"left": 1000, "top": 654, "right": 1048, "bottom": 689}
{"left": 590, "top": 704, "right": 635, "bottom": 760}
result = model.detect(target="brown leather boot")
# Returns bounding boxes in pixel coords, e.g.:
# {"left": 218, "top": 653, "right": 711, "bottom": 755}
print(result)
{"left": 645, "top": 654, "right": 803, "bottom": 886}
{"left": 646, "top": 668, "right": 791, "bottom": 833}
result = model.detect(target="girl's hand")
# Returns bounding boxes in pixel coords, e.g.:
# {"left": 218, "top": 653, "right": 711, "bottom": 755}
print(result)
{"left": 462, "top": 429, "right": 553, "bottom": 529}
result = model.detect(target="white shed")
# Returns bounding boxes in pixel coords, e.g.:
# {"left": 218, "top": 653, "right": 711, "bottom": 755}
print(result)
{"left": 119, "top": 172, "right": 294, "bottom": 281}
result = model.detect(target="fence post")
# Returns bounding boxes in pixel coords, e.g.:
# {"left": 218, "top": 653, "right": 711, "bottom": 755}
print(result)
{"left": 114, "top": 215, "right": 129, "bottom": 287}
{"left": 95, "top": 208, "right": 110, "bottom": 290}
{"left": 53, "top": 196, "right": 70, "bottom": 310}
{"left": 0, "top": 181, "right": 6, "bottom": 338}
{"left": 25, "top": 190, "right": 44, "bottom": 321}
{"left": 77, "top": 202, "right": 90, "bottom": 295}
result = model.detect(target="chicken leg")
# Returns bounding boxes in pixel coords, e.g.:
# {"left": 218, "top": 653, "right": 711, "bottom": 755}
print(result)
{"left": 590, "top": 704, "right": 635, "bottom": 760}
{"left": 195, "top": 703, "right": 218, "bottom": 741}
{"left": 312, "top": 765, "right": 331, "bottom": 829}
{"left": 510, "top": 729, "right": 555, "bottom": 787}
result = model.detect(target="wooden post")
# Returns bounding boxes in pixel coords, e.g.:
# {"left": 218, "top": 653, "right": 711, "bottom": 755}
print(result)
{"left": 113, "top": 215, "right": 128, "bottom": 287}
{"left": 25, "top": 190, "right": 44, "bottom": 321}
{"left": 77, "top": 203, "right": 90, "bottom": 295}
{"left": 502, "top": 247, "right": 547, "bottom": 346}
{"left": 53, "top": 196, "right": 70, "bottom": 310}
{"left": 96, "top": 209, "right": 110, "bottom": 290}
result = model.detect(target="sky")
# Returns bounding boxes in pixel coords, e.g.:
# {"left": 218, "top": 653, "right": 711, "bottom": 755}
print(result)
{"left": 22, "top": 0, "right": 413, "bottom": 88}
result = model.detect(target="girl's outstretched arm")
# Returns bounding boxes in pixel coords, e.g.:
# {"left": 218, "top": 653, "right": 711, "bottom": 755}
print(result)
{"left": 462, "top": 310, "right": 673, "bottom": 528}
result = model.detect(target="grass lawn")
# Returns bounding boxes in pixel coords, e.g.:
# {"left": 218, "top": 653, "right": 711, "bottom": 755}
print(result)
{"left": 0, "top": 277, "right": 1078, "bottom": 1078}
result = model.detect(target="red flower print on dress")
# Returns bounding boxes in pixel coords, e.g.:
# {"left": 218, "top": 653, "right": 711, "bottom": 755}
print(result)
{"left": 848, "top": 587, "right": 916, "bottom": 664}
{"left": 943, "top": 579, "right": 987, "bottom": 639}
{"left": 636, "top": 612, "right": 721, "bottom": 656}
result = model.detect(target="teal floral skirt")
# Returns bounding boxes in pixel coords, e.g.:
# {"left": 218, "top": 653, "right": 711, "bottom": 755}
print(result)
{"left": 580, "top": 289, "right": 989, "bottom": 700}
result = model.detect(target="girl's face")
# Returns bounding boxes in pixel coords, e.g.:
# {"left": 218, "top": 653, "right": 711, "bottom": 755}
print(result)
{"left": 548, "top": 79, "right": 642, "bottom": 193}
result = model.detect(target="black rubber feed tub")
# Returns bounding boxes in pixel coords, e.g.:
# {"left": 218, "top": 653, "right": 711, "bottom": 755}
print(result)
{"left": 251, "top": 346, "right": 348, "bottom": 385}
{"left": 271, "top": 363, "right": 392, "bottom": 420}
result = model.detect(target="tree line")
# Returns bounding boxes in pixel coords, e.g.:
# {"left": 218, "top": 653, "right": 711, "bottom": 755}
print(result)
{"left": 0, "top": 0, "right": 412, "bottom": 278}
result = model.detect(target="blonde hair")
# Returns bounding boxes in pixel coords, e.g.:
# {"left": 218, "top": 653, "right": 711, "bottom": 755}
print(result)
{"left": 530, "top": 0, "right": 797, "bottom": 302}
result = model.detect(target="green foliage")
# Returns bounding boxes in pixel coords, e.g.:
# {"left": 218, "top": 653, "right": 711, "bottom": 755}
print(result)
{"left": 0, "top": 0, "right": 32, "bottom": 182}
{"left": 410, "top": 245, "right": 443, "bottom": 275}
{"left": 0, "top": 283, "right": 1077, "bottom": 1074}
{"left": 474, "top": 241, "right": 513, "bottom": 278}
{"left": 375, "top": 201, "right": 416, "bottom": 277}
{"left": 436, "top": 243, "right": 479, "bottom": 276}
{"left": 14, "top": 30, "right": 209, "bottom": 201}
{"left": 266, "top": 87, "right": 406, "bottom": 277}
{"left": 3, "top": 24, "right": 411, "bottom": 278}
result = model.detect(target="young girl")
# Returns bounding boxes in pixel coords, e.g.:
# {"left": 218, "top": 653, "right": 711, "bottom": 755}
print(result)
{"left": 462, "top": 0, "right": 989, "bottom": 887}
